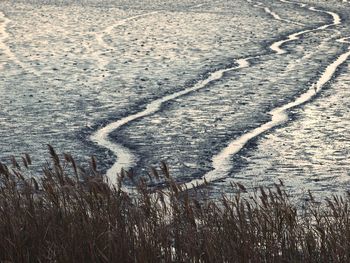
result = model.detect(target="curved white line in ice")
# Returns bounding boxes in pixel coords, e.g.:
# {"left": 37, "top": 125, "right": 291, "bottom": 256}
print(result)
{"left": 92, "top": 3, "right": 205, "bottom": 82}
{"left": 91, "top": 58, "right": 252, "bottom": 185}
{"left": 92, "top": 11, "right": 159, "bottom": 81}
{"left": 262, "top": 6, "right": 282, "bottom": 20}
{"left": 180, "top": 3, "right": 344, "bottom": 191}
{"left": 0, "top": 11, "right": 36, "bottom": 74}
{"left": 190, "top": 3, "right": 206, "bottom": 8}
{"left": 0, "top": 11, "right": 12, "bottom": 70}
{"left": 270, "top": 2, "right": 341, "bottom": 54}
{"left": 95, "top": 2, "right": 207, "bottom": 53}
{"left": 279, "top": 0, "right": 307, "bottom": 8}
{"left": 96, "top": 0, "right": 208, "bottom": 50}
{"left": 253, "top": 1, "right": 304, "bottom": 26}
{"left": 91, "top": 3, "right": 215, "bottom": 82}
{"left": 95, "top": 11, "right": 159, "bottom": 51}
{"left": 337, "top": 37, "right": 350, "bottom": 44}
{"left": 92, "top": 0, "right": 343, "bottom": 189}
{"left": 183, "top": 37, "right": 350, "bottom": 191}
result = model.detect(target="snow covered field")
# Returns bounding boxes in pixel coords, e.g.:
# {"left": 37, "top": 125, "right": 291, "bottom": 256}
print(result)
{"left": 1, "top": 0, "right": 350, "bottom": 199}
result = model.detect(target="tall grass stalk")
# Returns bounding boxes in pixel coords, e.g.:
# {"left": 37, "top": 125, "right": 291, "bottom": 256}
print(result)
{"left": 0, "top": 146, "right": 349, "bottom": 262}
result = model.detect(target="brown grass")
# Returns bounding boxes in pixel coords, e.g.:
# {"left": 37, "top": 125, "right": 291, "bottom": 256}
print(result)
{"left": 0, "top": 146, "right": 350, "bottom": 262}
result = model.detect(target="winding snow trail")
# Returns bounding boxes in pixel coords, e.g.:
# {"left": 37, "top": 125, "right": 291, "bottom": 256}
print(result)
{"left": 92, "top": 11, "right": 159, "bottom": 82}
{"left": 95, "top": 12, "right": 159, "bottom": 51}
{"left": 180, "top": 1, "right": 346, "bottom": 191}
{"left": 92, "top": 0, "right": 345, "bottom": 189}
{"left": 253, "top": 1, "right": 305, "bottom": 26}
{"left": 0, "top": 11, "right": 12, "bottom": 71}
{"left": 91, "top": 58, "right": 252, "bottom": 185}
{"left": 0, "top": 11, "right": 35, "bottom": 74}
{"left": 183, "top": 36, "right": 350, "bottom": 191}
{"left": 337, "top": 37, "right": 350, "bottom": 44}
{"left": 270, "top": 1, "right": 341, "bottom": 54}
{"left": 92, "top": 3, "right": 207, "bottom": 82}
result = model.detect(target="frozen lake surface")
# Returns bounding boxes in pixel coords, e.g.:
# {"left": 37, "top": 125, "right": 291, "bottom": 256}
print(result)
{"left": 1, "top": 0, "right": 350, "bottom": 199}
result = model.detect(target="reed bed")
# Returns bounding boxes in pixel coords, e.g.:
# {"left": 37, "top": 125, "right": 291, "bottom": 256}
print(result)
{"left": 0, "top": 146, "right": 350, "bottom": 262}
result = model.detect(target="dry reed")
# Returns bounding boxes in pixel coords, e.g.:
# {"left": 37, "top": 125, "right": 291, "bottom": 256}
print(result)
{"left": 0, "top": 146, "right": 349, "bottom": 262}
